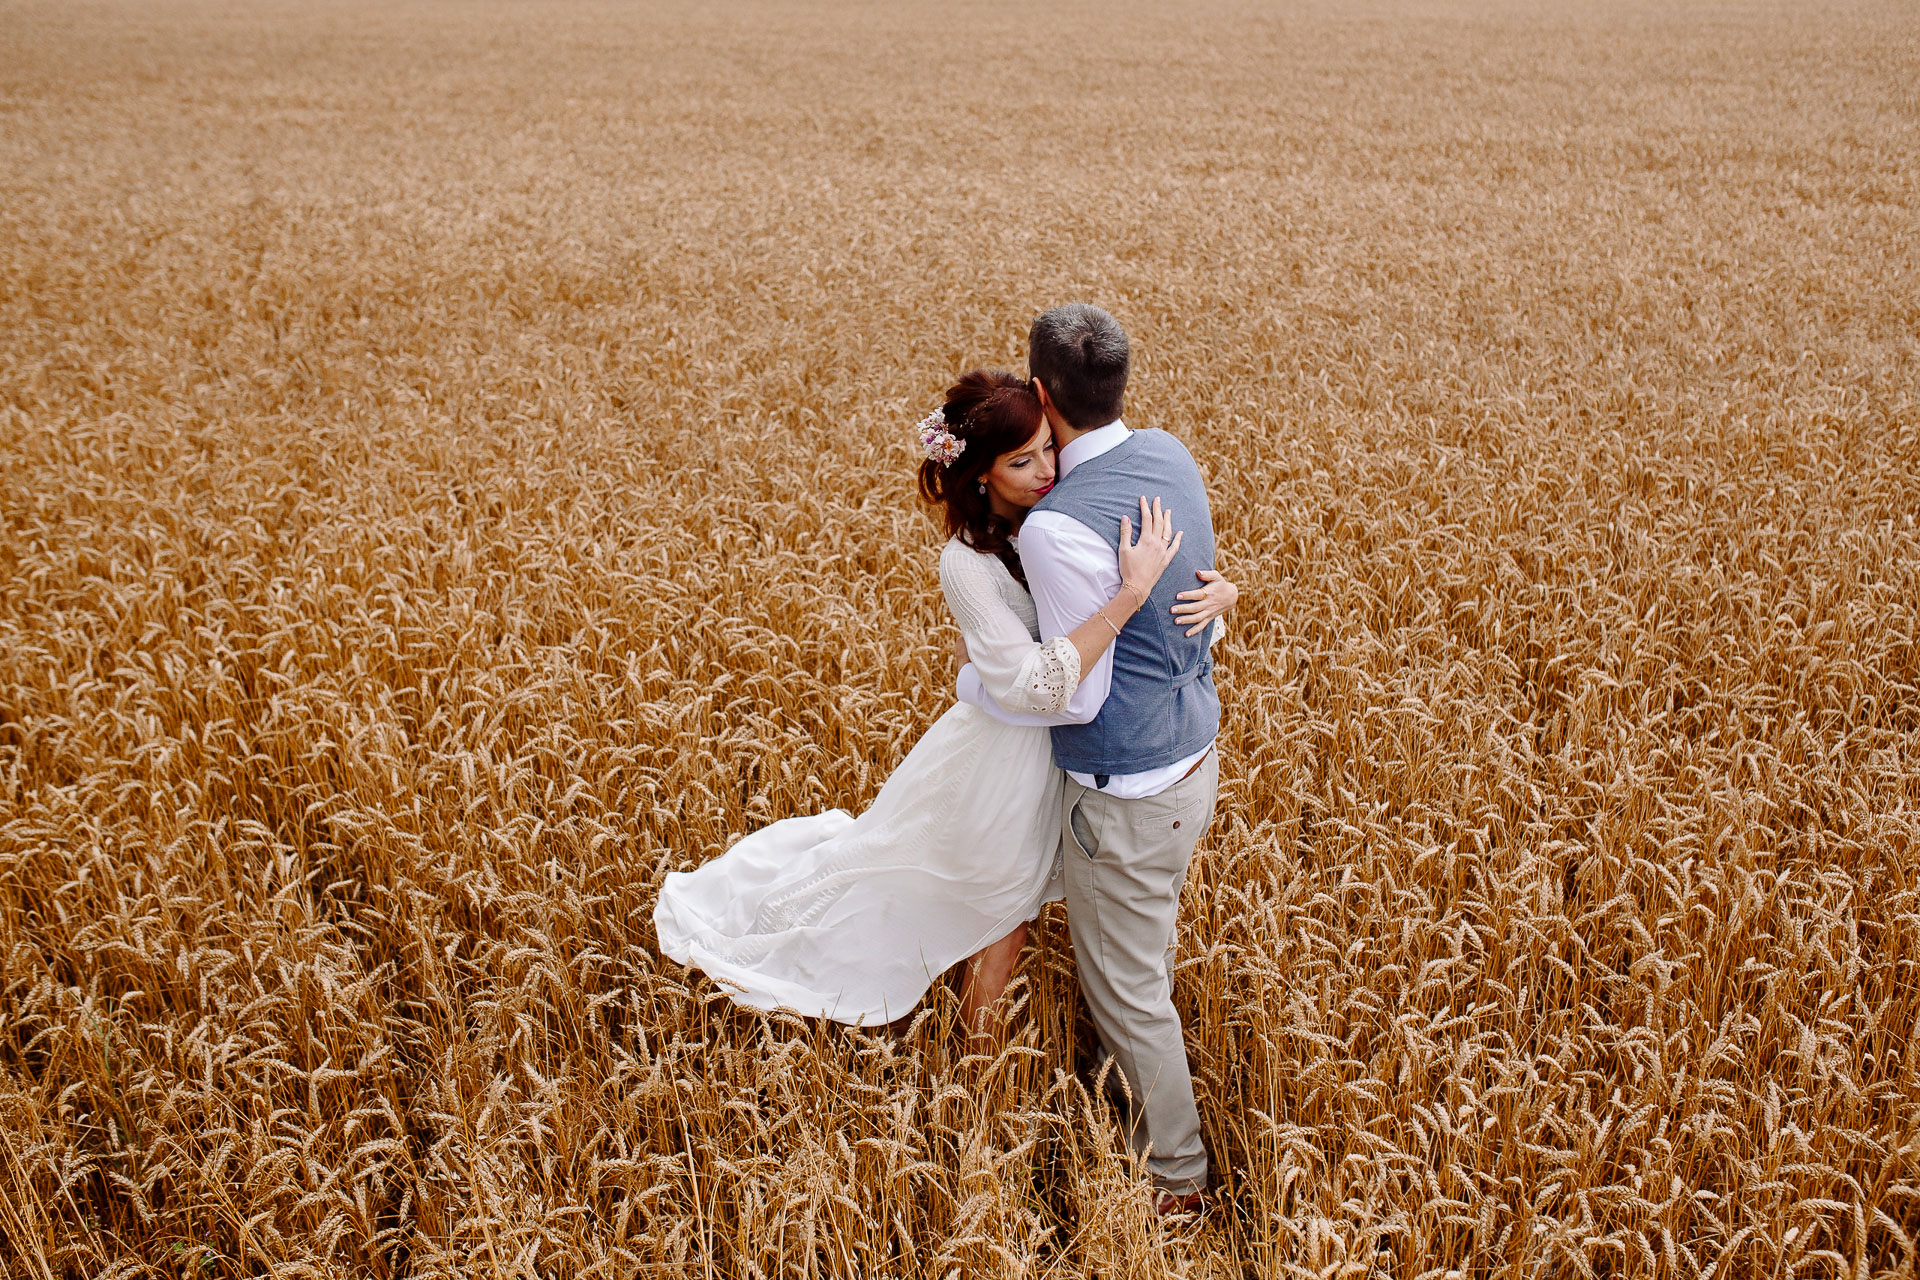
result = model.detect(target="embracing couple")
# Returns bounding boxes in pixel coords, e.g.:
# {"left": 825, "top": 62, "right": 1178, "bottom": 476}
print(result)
{"left": 655, "top": 304, "right": 1237, "bottom": 1214}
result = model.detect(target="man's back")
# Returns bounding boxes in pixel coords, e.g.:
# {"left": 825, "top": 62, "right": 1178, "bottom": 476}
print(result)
{"left": 1031, "top": 427, "right": 1220, "bottom": 777}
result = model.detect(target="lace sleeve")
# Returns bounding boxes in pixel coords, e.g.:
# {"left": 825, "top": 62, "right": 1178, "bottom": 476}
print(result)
{"left": 1018, "top": 635, "right": 1082, "bottom": 714}
{"left": 939, "top": 542, "right": 1084, "bottom": 716}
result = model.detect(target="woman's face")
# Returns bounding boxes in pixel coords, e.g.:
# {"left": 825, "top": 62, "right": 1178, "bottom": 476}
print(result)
{"left": 983, "top": 419, "right": 1058, "bottom": 514}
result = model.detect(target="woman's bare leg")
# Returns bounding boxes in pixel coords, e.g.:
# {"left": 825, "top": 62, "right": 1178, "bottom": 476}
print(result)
{"left": 958, "top": 922, "right": 1029, "bottom": 1039}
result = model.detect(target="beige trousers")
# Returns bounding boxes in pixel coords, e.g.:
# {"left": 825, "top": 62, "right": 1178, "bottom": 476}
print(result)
{"left": 1061, "top": 749, "right": 1218, "bottom": 1195}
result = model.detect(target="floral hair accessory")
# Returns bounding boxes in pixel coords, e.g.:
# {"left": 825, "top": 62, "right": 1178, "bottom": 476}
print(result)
{"left": 918, "top": 408, "right": 966, "bottom": 466}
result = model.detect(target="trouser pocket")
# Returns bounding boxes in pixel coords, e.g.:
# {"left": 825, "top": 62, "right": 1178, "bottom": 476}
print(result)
{"left": 1067, "top": 795, "right": 1099, "bottom": 860}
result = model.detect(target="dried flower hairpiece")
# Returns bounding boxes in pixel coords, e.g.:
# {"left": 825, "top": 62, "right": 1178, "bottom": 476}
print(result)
{"left": 917, "top": 408, "right": 966, "bottom": 466}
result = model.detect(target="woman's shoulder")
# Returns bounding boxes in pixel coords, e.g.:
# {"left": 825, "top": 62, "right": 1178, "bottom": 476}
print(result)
{"left": 939, "top": 537, "right": 1015, "bottom": 592}
{"left": 940, "top": 536, "right": 996, "bottom": 571}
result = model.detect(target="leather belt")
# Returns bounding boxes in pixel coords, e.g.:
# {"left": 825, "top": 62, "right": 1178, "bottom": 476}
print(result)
{"left": 1094, "top": 747, "right": 1213, "bottom": 792}
{"left": 1176, "top": 747, "right": 1214, "bottom": 783}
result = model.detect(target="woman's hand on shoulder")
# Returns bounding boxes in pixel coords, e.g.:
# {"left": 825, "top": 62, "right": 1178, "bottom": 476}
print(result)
{"left": 1172, "top": 569, "right": 1239, "bottom": 637}
{"left": 1115, "top": 496, "right": 1183, "bottom": 603}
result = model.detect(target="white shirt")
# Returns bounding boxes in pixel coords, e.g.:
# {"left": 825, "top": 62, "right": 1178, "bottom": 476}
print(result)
{"left": 956, "top": 420, "right": 1213, "bottom": 799}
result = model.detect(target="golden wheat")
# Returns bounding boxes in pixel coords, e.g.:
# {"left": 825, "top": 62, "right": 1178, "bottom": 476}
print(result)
{"left": 2, "top": 0, "right": 1917, "bottom": 1275}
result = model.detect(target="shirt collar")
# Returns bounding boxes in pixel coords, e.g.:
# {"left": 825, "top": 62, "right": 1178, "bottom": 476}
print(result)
{"left": 1056, "top": 419, "right": 1128, "bottom": 479}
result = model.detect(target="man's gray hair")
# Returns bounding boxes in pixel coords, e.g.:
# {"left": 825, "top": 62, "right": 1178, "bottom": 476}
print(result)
{"left": 1028, "top": 303, "right": 1130, "bottom": 430}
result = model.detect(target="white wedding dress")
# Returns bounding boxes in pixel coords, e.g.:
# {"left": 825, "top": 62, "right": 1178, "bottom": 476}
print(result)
{"left": 653, "top": 538, "right": 1082, "bottom": 1024}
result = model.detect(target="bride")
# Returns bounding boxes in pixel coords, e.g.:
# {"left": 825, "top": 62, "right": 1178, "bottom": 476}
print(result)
{"left": 653, "top": 370, "right": 1239, "bottom": 1032}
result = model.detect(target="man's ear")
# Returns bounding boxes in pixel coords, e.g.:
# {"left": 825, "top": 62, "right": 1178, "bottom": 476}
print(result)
{"left": 1031, "top": 378, "right": 1064, "bottom": 429}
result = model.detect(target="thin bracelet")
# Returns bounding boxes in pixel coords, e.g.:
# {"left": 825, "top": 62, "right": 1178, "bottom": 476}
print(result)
{"left": 1100, "top": 612, "right": 1123, "bottom": 637}
{"left": 1120, "top": 582, "right": 1147, "bottom": 609}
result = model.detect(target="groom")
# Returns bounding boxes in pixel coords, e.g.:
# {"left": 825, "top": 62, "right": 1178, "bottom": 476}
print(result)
{"left": 961, "top": 303, "right": 1220, "bottom": 1216}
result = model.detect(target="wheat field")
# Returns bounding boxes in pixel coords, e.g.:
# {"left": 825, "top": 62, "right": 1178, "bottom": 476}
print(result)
{"left": 2, "top": 0, "right": 1918, "bottom": 1275}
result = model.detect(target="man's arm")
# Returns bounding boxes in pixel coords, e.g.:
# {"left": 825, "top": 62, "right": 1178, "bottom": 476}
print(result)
{"left": 951, "top": 510, "right": 1125, "bottom": 726}
{"left": 1007, "top": 509, "right": 1119, "bottom": 724}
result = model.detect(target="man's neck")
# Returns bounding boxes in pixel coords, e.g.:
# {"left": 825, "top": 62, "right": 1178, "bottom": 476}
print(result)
{"left": 1055, "top": 418, "right": 1128, "bottom": 479}
{"left": 1051, "top": 419, "right": 1094, "bottom": 451}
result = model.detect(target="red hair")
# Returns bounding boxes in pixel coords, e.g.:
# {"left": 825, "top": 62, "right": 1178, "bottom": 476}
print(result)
{"left": 916, "top": 370, "right": 1045, "bottom": 576}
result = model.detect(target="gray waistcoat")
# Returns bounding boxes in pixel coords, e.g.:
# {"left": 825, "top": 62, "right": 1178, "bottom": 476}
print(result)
{"left": 1030, "top": 429, "right": 1220, "bottom": 776}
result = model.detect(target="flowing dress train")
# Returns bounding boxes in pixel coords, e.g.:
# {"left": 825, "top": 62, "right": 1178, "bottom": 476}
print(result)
{"left": 652, "top": 538, "right": 1080, "bottom": 1024}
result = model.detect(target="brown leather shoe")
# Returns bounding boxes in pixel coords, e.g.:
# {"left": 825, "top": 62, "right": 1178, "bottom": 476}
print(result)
{"left": 1152, "top": 1189, "right": 1206, "bottom": 1222}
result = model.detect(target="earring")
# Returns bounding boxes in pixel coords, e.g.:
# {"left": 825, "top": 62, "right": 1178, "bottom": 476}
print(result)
{"left": 977, "top": 482, "right": 987, "bottom": 495}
